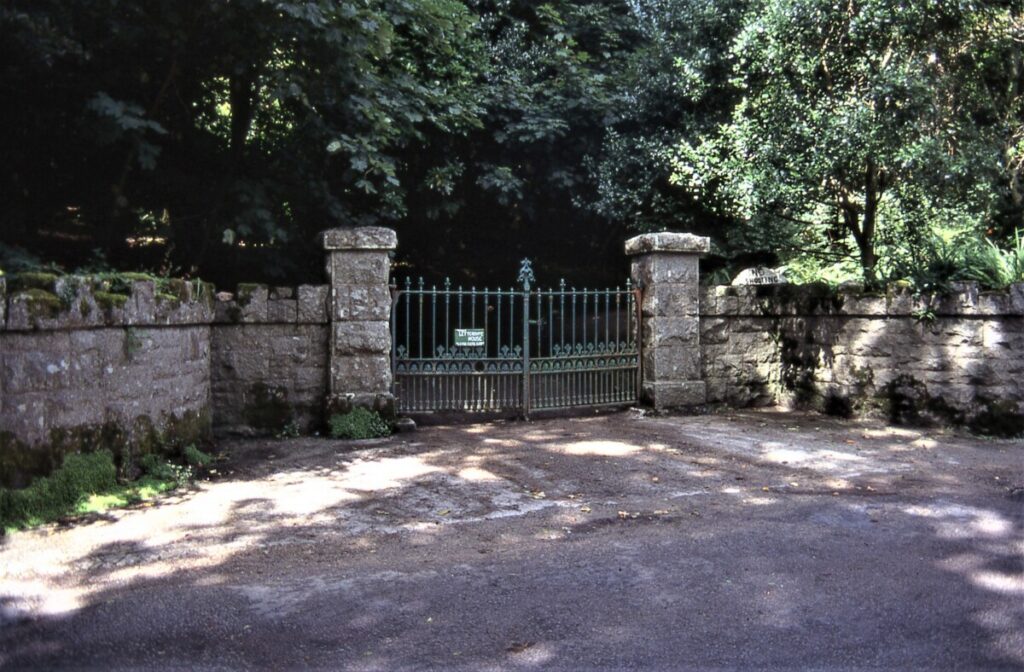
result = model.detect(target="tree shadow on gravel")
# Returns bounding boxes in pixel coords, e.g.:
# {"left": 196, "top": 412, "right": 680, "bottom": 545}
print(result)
{"left": 0, "top": 412, "right": 1021, "bottom": 671}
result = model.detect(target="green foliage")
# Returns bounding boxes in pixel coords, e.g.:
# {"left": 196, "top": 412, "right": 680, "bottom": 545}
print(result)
{"left": 329, "top": 408, "right": 392, "bottom": 440}
{"left": 2, "top": 0, "right": 1020, "bottom": 288}
{"left": 182, "top": 444, "right": 212, "bottom": 468}
{"left": 2, "top": 0, "right": 487, "bottom": 282}
{"left": 1, "top": 443, "right": 215, "bottom": 531}
{"left": 276, "top": 420, "right": 302, "bottom": 440}
{"left": 892, "top": 229, "right": 1024, "bottom": 291}
{"left": 672, "top": 0, "right": 1022, "bottom": 284}
{"left": 0, "top": 451, "right": 117, "bottom": 530}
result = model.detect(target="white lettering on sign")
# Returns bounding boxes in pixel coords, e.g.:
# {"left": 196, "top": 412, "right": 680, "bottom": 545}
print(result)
{"left": 454, "top": 328, "right": 485, "bottom": 347}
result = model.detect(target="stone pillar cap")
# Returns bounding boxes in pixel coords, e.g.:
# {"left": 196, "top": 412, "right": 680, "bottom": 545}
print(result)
{"left": 322, "top": 227, "right": 397, "bottom": 251}
{"left": 624, "top": 232, "right": 710, "bottom": 255}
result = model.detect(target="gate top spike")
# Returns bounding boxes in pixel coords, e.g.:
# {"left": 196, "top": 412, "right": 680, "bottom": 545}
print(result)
{"left": 517, "top": 258, "right": 535, "bottom": 290}
{"left": 404, "top": 277, "right": 411, "bottom": 290}
{"left": 444, "top": 277, "right": 451, "bottom": 290}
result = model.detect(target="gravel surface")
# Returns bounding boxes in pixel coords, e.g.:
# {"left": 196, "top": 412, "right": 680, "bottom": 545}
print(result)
{"left": 1, "top": 409, "right": 1021, "bottom": 671}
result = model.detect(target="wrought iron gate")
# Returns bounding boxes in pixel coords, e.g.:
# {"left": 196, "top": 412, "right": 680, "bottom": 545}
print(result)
{"left": 390, "top": 260, "right": 640, "bottom": 416}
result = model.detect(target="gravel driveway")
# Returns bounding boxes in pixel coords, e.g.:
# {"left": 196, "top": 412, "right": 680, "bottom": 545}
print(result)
{"left": 1, "top": 409, "right": 1021, "bottom": 670}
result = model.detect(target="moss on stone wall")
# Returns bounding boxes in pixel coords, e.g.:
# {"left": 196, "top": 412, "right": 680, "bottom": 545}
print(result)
{"left": 13, "top": 288, "right": 63, "bottom": 319}
{"left": 0, "top": 409, "right": 213, "bottom": 489}
{"left": 243, "top": 383, "right": 293, "bottom": 432}
{"left": 236, "top": 283, "right": 265, "bottom": 307}
{"left": 93, "top": 291, "right": 129, "bottom": 313}
{"left": 9, "top": 272, "right": 59, "bottom": 292}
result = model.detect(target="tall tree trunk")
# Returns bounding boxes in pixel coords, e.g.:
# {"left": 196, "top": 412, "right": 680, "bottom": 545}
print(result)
{"left": 859, "top": 160, "right": 879, "bottom": 284}
{"left": 230, "top": 68, "right": 258, "bottom": 160}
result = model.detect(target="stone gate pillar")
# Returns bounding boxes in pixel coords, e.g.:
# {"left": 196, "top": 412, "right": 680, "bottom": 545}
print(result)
{"left": 625, "top": 232, "right": 710, "bottom": 410}
{"left": 322, "top": 227, "right": 397, "bottom": 416}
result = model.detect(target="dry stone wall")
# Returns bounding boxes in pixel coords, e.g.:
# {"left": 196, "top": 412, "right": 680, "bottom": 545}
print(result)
{"left": 210, "top": 285, "right": 329, "bottom": 434}
{"left": 0, "top": 276, "right": 214, "bottom": 486}
{"left": 1, "top": 227, "right": 399, "bottom": 486}
{"left": 700, "top": 283, "right": 1024, "bottom": 434}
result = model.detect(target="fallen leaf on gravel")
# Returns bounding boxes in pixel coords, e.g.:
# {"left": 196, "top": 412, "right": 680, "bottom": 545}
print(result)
{"left": 618, "top": 511, "right": 629, "bottom": 519}
{"left": 437, "top": 509, "right": 450, "bottom": 516}
{"left": 652, "top": 477, "right": 660, "bottom": 483}
{"left": 580, "top": 506, "right": 591, "bottom": 513}
{"left": 653, "top": 510, "right": 669, "bottom": 515}
{"left": 761, "top": 486, "right": 770, "bottom": 491}
{"left": 789, "top": 482, "right": 799, "bottom": 487}
{"left": 531, "top": 491, "right": 546, "bottom": 499}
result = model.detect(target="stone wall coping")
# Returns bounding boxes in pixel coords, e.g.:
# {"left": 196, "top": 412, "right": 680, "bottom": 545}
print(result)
{"left": 212, "top": 284, "right": 330, "bottom": 325}
{"left": 699, "top": 282, "right": 1024, "bottom": 318}
{"left": 625, "top": 232, "right": 711, "bottom": 256}
{"left": 321, "top": 227, "right": 398, "bottom": 251}
{"left": 2, "top": 276, "right": 216, "bottom": 332}
{"left": 1, "top": 276, "right": 335, "bottom": 331}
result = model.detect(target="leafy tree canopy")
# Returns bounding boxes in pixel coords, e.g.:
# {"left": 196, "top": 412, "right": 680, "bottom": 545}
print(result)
{"left": 1, "top": 0, "right": 1021, "bottom": 288}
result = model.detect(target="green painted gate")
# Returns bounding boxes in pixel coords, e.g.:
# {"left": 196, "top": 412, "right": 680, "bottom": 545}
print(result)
{"left": 390, "top": 260, "right": 641, "bottom": 416}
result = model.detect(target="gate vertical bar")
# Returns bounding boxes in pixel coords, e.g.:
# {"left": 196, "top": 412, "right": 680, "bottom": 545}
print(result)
{"left": 518, "top": 259, "right": 535, "bottom": 418}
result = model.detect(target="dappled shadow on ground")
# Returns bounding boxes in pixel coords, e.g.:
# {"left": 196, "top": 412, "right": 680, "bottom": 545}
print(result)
{"left": 0, "top": 410, "right": 1021, "bottom": 670}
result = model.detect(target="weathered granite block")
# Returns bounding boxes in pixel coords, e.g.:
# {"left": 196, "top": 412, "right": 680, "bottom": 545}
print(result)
{"left": 330, "top": 251, "right": 391, "bottom": 285}
{"left": 268, "top": 298, "right": 298, "bottom": 323}
{"left": 641, "top": 284, "right": 699, "bottom": 317}
{"left": 643, "top": 346, "right": 701, "bottom": 381}
{"left": 330, "top": 355, "right": 391, "bottom": 393}
{"left": 322, "top": 226, "right": 398, "bottom": 251}
{"left": 642, "top": 316, "right": 699, "bottom": 349}
{"left": 333, "top": 284, "right": 391, "bottom": 321}
{"left": 624, "top": 232, "right": 710, "bottom": 255}
{"left": 333, "top": 321, "right": 390, "bottom": 354}
{"left": 642, "top": 381, "right": 706, "bottom": 409}
{"left": 1011, "top": 283, "right": 1024, "bottom": 313}
{"left": 631, "top": 254, "right": 699, "bottom": 287}
{"left": 297, "top": 285, "right": 330, "bottom": 323}
{"left": 236, "top": 284, "right": 269, "bottom": 322}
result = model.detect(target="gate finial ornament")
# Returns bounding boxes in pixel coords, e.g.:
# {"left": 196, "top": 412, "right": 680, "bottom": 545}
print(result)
{"left": 517, "top": 258, "right": 536, "bottom": 291}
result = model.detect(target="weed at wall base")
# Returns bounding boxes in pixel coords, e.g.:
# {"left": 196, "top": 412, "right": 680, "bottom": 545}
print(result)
{"left": 329, "top": 408, "right": 391, "bottom": 440}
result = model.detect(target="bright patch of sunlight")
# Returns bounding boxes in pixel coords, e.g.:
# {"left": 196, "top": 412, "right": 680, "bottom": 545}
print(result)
{"left": 861, "top": 427, "right": 923, "bottom": 440}
{"left": 742, "top": 496, "right": 778, "bottom": 505}
{"left": 508, "top": 641, "right": 556, "bottom": 665}
{"left": 457, "top": 466, "right": 501, "bottom": 482}
{"left": 761, "top": 443, "right": 869, "bottom": 474}
{"left": 971, "top": 571, "right": 1024, "bottom": 595}
{"left": 562, "top": 440, "right": 640, "bottom": 456}
{"left": 337, "top": 456, "right": 442, "bottom": 492}
{"left": 902, "top": 502, "right": 1013, "bottom": 538}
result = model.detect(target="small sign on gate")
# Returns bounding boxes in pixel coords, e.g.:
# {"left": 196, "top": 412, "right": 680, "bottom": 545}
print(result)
{"left": 454, "top": 328, "right": 485, "bottom": 347}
